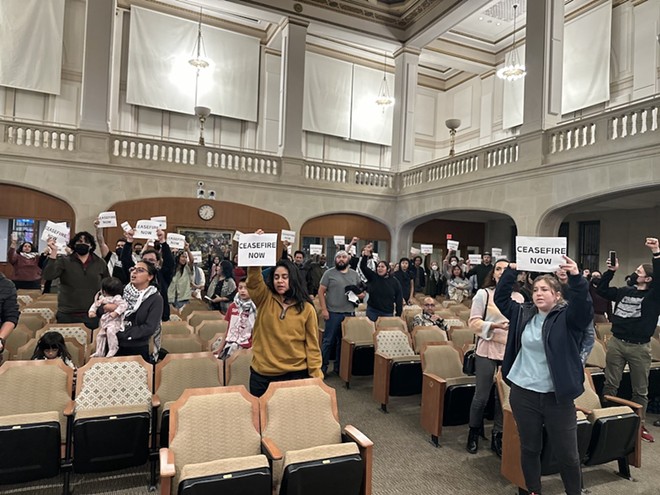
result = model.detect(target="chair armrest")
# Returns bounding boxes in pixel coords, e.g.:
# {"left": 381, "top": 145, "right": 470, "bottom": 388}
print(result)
{"left": 423, "top": 372, "right": 447, "bottom": 386}
{"left": 343, "top": 425, "right": 373, "bottom": 448}
{"left": 575, "top": 406, "right": 592, "bottom": 415}
{"left": 261, "top": 437, "right": 283, "bottom": 460}
{"left": 63, "top": 400, "right": 75, "bottom": 416}
{"left": 603, "top": 395, "right": 643, "bottom": 412}
{"left": 152, "top": 394, "right": 161, "bottom": 409}
{"left": 160, "top": 448, "right": 175, "bottom": 477}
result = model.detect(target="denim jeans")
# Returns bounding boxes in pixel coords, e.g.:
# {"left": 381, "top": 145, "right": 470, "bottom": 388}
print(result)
{"left": 469, "top": 354, "right": 502, "bottom": 432}
{"left": 366, "top": 307, "right": 392, "bottom": 322}
{"left": 321, "top": 312, "right": 352, "bottom": 374}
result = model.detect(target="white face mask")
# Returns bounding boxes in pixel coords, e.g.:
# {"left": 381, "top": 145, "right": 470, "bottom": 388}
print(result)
{"left": 450, "top": 261, "right": 457, "bottom": 266}
{"left": 431, "top": 264, "right": 438, "bottom": 270}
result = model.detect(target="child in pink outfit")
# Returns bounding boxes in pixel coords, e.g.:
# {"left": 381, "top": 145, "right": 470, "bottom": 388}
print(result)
{"left": 89, "top": 277, "right": 128, "bottom": 357}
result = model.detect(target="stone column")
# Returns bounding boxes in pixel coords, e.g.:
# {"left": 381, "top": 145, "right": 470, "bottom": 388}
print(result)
{"left": 277, "top": 18, "right": 309, "bottom": 159}
{"left": 521, "top": 0, "right": 564, "bottom": 133}
{"left": 390, "top": 47, "right": 420, "bottom": 172}
{"left": 79, "top": 0, "right": 116, "bottom": 132}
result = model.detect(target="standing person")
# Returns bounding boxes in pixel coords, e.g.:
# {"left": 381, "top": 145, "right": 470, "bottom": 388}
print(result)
{"left": 596, "top": 238, "right": 660, "bottom": 439}
{"left": 447, "top": 265, "right": 470, "bottom": 303}
{"left": 246, "top": 230, "right": 322, "bottom": 397}
{"left": 466, "top": 252, "right": 494, "bottom": 290}
{"left": 412, "top": 255, "right": 426, "bottom": 294}
{"left": 121, "top": 228, "right": 175, "bottom": 322}
{"left": 307, "top": 254, "right": 328, "bottom": 296}
{"left": 359, "top": 245, "right": 402, "bottom": 322}
{"left": 495, "top": 256, "right": 593, "bottom": 495}
{"left": 216, "top": 279, "right": 256, "bottom": 359}
{"left": 168, "top": 245, "right": 194, "bottom": 310}
{"left": 318, "top": 250, "right": 363, "bottom": 376}
{"left": 7, "top": 235, "right": 42, "bottom": 289}
{"left": 466, "top": 259, "right": 523, "bottom": 456}
{"left": 0, "top": 272, "right": 19, "bottom": 366}
{"left": 94, "top": 221, "right": 129, "bottom": 285}
{"left": 208, "top": 260, "right": 237, "bottom": 313}
{"left": 42, "top": 232, "right": 109, "bottom": 329}
{"left": 587, "top": 271, "right": 610, "bottom": 323}
{"left": 115, "top": 261, "right": 163, "bottom": 362}
{"left": 424, "top": 257, "right": 445, "bottom": 298}
{"left": 392, "top": 257, "right": 414, "bottom": 305}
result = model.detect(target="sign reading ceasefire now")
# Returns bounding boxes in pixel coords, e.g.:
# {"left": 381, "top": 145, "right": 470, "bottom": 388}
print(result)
{"left": 515, "top": 236, "right": 567, "bottom": 272}
{"left": 238, "top": 233, "right": 278, "bottom": 266}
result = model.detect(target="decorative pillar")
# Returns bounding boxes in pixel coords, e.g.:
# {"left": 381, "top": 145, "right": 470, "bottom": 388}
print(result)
{"left": 80, "top": 0, "right": 116, "bottom": 132}
{"left": 390, "top": 47, "right": 420, "bottom": 172}
{"left": 277, "top": 18, "right": 309, "bottom": 159}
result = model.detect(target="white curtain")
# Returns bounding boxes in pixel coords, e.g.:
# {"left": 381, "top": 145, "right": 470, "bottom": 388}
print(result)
{"left": 127, "top": 7, "right": 259, "bottom": 122}
{"left": 303, "top": 52, "right": 353, "bottom": 139}
{"left": 351, "top": 65, "right": 394, "bottom": 146}
{"left": 562, "top": 1, "right": 612, "bottom": 114}
{"left": 304, "top": 52, "right": 394, "bottom": 145}
{"left": 0, "top": 0, "right": 65, "bottom": 94}
{"left": 502, "top": 46, "right": 525, "bottom": 130}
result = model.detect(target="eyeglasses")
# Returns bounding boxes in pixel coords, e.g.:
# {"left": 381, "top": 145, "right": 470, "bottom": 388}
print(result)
{"left": 129, "top": 267, "right": 148, "bottom": 273}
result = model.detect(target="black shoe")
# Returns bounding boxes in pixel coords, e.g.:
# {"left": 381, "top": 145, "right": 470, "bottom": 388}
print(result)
{"left": 478, "top": 423, "right": 487, "bottom": 440}
{"left": 491, "top": 431, "right": 502, "bottom": 457}
{"left": 653, "top": 419, "right": 660, "bottom": 427}
{"left": 466, "top": 427, "right": 479, "bottom": 454}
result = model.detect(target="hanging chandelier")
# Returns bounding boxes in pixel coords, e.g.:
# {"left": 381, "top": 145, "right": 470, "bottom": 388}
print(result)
{"left": 189, "top": 7, "right": 210, "bottom": 69}
{"left": 496, "top": 3, "right": 526, "bottom": 81}
{"left": 375, "top": 53, "right": 394, "bottom": 110}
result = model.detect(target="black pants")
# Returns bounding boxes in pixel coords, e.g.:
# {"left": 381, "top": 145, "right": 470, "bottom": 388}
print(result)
{"left": 510, "top": 384, "right": 581, "bottom": 495}
{"left": 249, "top": 368, "right": 309, "bottom": 398}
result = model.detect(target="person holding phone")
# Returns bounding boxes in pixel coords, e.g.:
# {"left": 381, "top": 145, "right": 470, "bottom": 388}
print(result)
{"left": 596, "top": 238, "right": 660, "bottom": 440}
{"left": 495, "top": 256, "right": 593, "bottom": 495}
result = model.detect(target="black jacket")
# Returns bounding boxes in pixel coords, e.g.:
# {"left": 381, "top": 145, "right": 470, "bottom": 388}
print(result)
{"left": 0, "top": 274, "right": 20, "bottom": 327}
{"left": 360, "top": 255, "right": 403, "bottom": 316}
{"left": 121, "top": 241, "right": 175, "bottom": 321}
{"left": 117, "top": 291, "right": 163, "bottom": 350}
{"left": 495, "top": 268, "right": 593, "bottom": 402}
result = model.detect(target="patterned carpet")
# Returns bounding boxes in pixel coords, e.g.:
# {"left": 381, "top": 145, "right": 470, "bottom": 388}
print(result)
{"left": 2, "top": 373, "right": 660, "bottom": 495}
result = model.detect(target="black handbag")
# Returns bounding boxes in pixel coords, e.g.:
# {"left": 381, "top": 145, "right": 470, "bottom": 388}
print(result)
{"left": 462, "top": 289, "right": 489, "bottom": 376}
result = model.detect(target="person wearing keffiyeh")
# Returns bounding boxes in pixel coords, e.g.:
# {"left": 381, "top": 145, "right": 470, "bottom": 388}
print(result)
{"left": 213, "top": 279, "right": 256, "bottom": 359}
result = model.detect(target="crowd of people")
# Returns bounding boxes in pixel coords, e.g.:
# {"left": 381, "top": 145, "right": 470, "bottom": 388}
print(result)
{"left": 1, "top": 223, "right": 659, "bottom": 495}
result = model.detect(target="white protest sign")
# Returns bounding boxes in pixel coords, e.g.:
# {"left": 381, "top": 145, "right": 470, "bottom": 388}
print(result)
{"left": 410, "top": 246, "right": 421, "bottom": 255}
{"left": 333, "top": 235, "right": 345, "bottom": 246}
{"left": 121, "top": 221, "right": 132, "bottom": 232}
{"left": 150, "top": 216, "right": 167, "bottom": 230}
{"left": 515, "top": 236, "right": 567, "bottom": 272}
{"left": 237, "top": 233, "right": 278, "bottom": 266}
{"left": 469, "top": 254, "right": 482, "bottom": 265}
{"left": 420, "top": 244, "right": 433, "bottom": 255}
{"left": 233, "top": 231, "right": 243, "bottom": 242}
{"left": 166, "top": 233, "right": 185, "bottom": 250}
{"left": 447, "top": 240, "right": 459, "bottom": 251}
{"left": 97, "top": 211, "right": 117, "bottom": 228}
{"left": 41, "top": 221, "right": 69, "bottom": 245}
{"left": 491, "top": 248, "right": 502, "bottom": 258}
{"left": 191, "top": 250, "right": 203, "bottom": 264}
{"left": 310, "top": 244, "right": 323, "bottom": 255}
{"left": 133, "top": 220, "right": 159, "bottom": 240}
{"left": 373, "top": 253, "right": 379, "bottom": 261}
{"left": 281, "top": 229, "right": 296, "bottom": 244}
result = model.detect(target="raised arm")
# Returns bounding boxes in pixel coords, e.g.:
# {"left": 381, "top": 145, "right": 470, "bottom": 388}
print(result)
{"left": 494, "top": 265, "right": 520, "bottom": 320}
{"left": 94, "top": 220, "right": 110, "bottom": 258}
{"left": 562, "top": 256, "right": 594, "bottom": 334}
{"left": 41, "top": 238, "right": 64, "bottom": 281}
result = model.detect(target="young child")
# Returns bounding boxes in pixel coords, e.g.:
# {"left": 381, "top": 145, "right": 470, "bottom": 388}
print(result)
{"left": 214, "top": 279, "right": 256, "bottom": 359}
{"left": 31, "top": 331, "right": 76, "bottom": 369}
{"left": 88, "top": 277, "right": 128, "bottom": 357}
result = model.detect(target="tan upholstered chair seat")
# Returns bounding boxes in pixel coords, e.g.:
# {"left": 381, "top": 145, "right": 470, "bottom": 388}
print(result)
{"left": 75, "top": 403, "right": 150, "bottom": 420}
{"left": 179, "top": 454, "right": 268, "bottom": 483}
{"left": 588, "top": 406, "right": 634, "bottom": 422}
{"left": 0, "top": 410, "right": 60, "bottom": 427}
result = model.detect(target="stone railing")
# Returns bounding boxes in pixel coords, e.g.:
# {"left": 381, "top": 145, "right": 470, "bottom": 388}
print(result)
{"left": 206, "top": 150, "right": 278, "bottom": 175}
{"left": 305, "top": 162, "right": 394, "bottom": 189}
{"left": 112, "top": 137, "right": 197, "bottom": 165}
{"left": 1, "top": 122, "right": 76, "bottom": 151}
{"left": 401, "top": 140, "right": 519, "bottom": 188}
{"left": 548, "top": 96, "right": 660, "bottom": 155}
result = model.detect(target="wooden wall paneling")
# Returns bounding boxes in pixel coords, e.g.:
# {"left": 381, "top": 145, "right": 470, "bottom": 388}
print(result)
{"left": 300, "top": 214, "right": 391, "bottom": 242}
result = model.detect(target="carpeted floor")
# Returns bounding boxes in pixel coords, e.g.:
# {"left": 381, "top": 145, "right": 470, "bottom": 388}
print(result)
{"left": 2, "top": 374, "right": 660, "bottom": 495}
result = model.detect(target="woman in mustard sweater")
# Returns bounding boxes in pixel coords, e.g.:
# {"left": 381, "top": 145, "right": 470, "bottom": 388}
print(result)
{"left": 246, "top": 231, "right": 322, "bottom": 397}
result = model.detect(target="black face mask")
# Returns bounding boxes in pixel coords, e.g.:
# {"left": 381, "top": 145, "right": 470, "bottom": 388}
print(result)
{"left": 115, "top": 248, "right": 123, "bottom": 257}
{"left": 591, "top": 276, "right": 601, "bottom": 286}
{"left": 74, "top": 244, "right": 90, "bottom": 256}
{"left": 626, "top": 273, "right": 638, "bottom": 286}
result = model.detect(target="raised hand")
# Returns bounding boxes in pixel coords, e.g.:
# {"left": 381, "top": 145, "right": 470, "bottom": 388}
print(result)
{"left": 559, "top": 255, "right": 579, "bottom": 276}
{"left": 646, "top": 237, "right": 659, "bottom": 254}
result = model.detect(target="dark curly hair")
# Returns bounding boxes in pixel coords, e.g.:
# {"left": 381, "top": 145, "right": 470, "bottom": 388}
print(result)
{"left": 67, "top": 231, "right": 96, "bottom": 252}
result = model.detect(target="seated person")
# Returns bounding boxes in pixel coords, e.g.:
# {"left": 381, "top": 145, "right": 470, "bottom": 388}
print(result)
{"left": 31, "top": 331, "right": 76, "bottom": 369}
{"left": 412, "top": 297, "right": 448, "bottom": 331}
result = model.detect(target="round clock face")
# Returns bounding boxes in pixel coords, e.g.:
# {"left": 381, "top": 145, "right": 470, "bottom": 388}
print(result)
{"left": 198, "top": 204, "right": 215, "bottom": 221}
